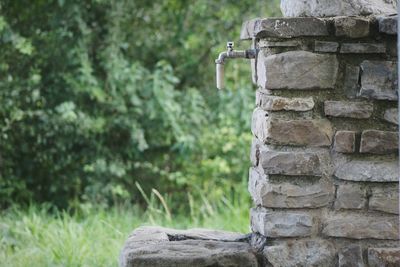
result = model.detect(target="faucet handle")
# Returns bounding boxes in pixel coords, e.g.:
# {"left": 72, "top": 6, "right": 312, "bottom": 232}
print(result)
{"left": 227, "top": 41, "right": 234, "bottom": 51}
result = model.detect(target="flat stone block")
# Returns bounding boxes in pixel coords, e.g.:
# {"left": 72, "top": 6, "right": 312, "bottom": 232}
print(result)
{"left": 339, "top": 245, "right": 365, "bottom": 267}
{"left": 264, "top": 240, "right": 335, "bottom": 267}
{"left": 360, "top": 130, "right": 398, "bottom": 154}
{"left": 251, "top": 208, "right": 313, "bottom": 238}
{"left": 249, "top": 167, "right": 333, "bottom": 208}
{"left": 334, "top": 131, "right": 356, "bottom": 153}
{"left": 256, "top": 91, "right": 314, "bottom": 111}
{"left": 240, "top": 17, "right": 328, "bottom": 40}
{"left": 378, "top": 16, "right": 398, "bottom": 35}
{"left": 384, "top": 108, "right": 399, "bottom": 125}
{"left": 258, "top": 51, "right": 338, "bottom": 90}
{"left": 368, "top": 247, "right": 400, "bottom": 267}
{"left": 335, "top": 160, "right": 399, "bottom": 182}
{"left": 314, "top": 41, "right": 339, "bottom": 53}
{"left": 258, "top": 40, "right": 300, "bottom": 48}
{"left": 260, "top": 150, "right": 321, "bottom": 176}
{"left": 335, "top": 183, "right": 366, "bottom": 210}
{"left": 325, "top": 101, "right": 373, "bottom": 119}
{"left": 343, "top": 65, "right": 361, "bottom": 99}
{"left": 369, "top": 185, "right": 399, "bottom": 214}
{"left": 322, "top": 215, "right": 399, "bottom": 239}
{"left": 360, "top": 60, "right": 398, "bottom": 101}
{"left": 335, "top": 16, "right": 370, "bottom": 38}
{"left": 119, "top": 226, "right": 259, "bottom": 267}
{"left": 340, "top": 43, "right": 386, "bottom": 54}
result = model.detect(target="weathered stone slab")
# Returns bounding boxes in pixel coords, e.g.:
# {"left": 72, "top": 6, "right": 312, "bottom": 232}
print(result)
{"left": 334, "top": 131, "right": 356, "bottom": 153}
{"left": 264, "top": 119, "right": 333, "bottom": 147}
{"left": 250, "top": 137, "right": 262, "bottom": 167}
{"left": 343, "top": 65, "right": 361, "bottom": 99}
{"left": 339, "top": 245, "right": 365, "bottom": 267}
{"left": 335, "top": 160, "right": 399, "bottom": 182}
{"left": 368, "top": 247, "right": 400, "bottom": 267}
{"left": 119, "top": 226, "right": 258, "bottom": 267}
{"left": 360, "top": 60, "right": 398, "bottom": 101}
{"left": 335, "top": 17, "right": 370, "bottom": 38}
{"left": 360, "top": 130, "right": 398, "bottom": 154}
{"left": 280, "top": 0, "right": 397, "bottom": 17}
{"left": 251, "top": 208, "right": 313, "bottom": 237}
{"left": 378, "top": 16, "right": 398, "bottom": 35}
{"left": 258, "top": 40, "right": 300, "bottom": 48}
{"left": 322, "top": 215, "right": 399, "bottom": 239}
{"left": 314, "top": 41, "right": 339, "bottom": 53}
{"left": 325, "top": 101, "right": 373, "bottom": 118}
{"left": 369, "top": 185, "right": 399, "bottom": 214}
{"left": 384, "top": 108, "right": 399, "bottom": 125}
{"left": 264, "top": 240, "right": 335, "bottom": 267}
{"left": 249, "top": 167, "right": 333, "bottom": 208}
{"left": 258, "top": 51, "right": 338, "bottom": 90}
{"left": 340, "top": 43, "right": 386, "bottom": 53}
{"left": 256, "top": 91, "right": 314, "bottom": 111}
{"left": 260, "top": 150, "right": 321, "bottom": 176}
{"left": 240, "top": 17, "right": 328, "bottom": 40}
{"left": 251, "top": 108, "right": 269, "bottom": 142}
{"left": 335, "top": 184, "right": 366, "bottom": 210}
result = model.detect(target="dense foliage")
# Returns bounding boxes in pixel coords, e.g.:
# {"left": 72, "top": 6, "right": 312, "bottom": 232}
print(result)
{"left": 0, "top": 0, "right": 280, "bottom": 210}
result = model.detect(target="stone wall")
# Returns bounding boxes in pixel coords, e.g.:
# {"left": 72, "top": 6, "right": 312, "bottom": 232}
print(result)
{"left": 242, "top": 15, "right": 399, "bottom": 266}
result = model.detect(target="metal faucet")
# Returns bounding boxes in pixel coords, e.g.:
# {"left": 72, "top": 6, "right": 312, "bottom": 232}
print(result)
{"left": 215, "top": 42, "right": 257, "bottom": 90}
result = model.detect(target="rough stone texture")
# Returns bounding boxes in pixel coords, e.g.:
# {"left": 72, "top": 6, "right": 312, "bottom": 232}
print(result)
{"left": 264, "top": 119, "right": 334, "bottom": 146}
{"left": 343, "top": 65, "right": 361, "bottom": 99}
{"left": 249, "top": 167, "right": 333, "bottom": 208}
{"left": 251, "top": 108, "right": 269, "bottom": 143}
{"left": 335, "top": 183, "right": 366, "bottom": 210}
{"left": 360, "top": 130, "right": 398, "bottom": 154}
{"left": 280, "top": 0, "right": 397, "bottom": 17}
{"left": 340, "top": 43, "right": 386, "bottom": 53}
{"left": 360, "top": 60, "right": 398, "bottom": 101}
{"left": 240, "top": 17, "right": 328, "bottom": 40}
{"left": 384, "top": 108, "right": 399, "bottom": 125}
{"left": 335, "top": 160, "right": 399, "bottom": 182}
{"left": 378, "top": 16, "right": 398, "bottom": 35}
{"left": 250, "top": 137, "right": 261, "bottom": 167}
{"left": 256, "top": 91, "right": 314, "bottom": 111}
{"left": 258, "top": 51, "right": 338, "bottom": 90}
{"left": 339, "top": 245, "right": 365, "bottom": 267}
{"left": 369, "top": 185, "right": 399, "bottom": 214}
{"left": 259, "top": 150, "right": 321, "bottom": 176}
{"left": 368, "top": 247, "right": 400, "bottom": 267}
{"left": 315, "top": 41, "right": 339, "bottom": 53}
{"left": 251, "top": 208, "right": 313, "bottom": 238}
{"left": 334, "top": 131, "right": 356, "bottom": 153}
{"left": 324, "top": 101, "right": 373, "bottom": 118}
{"left": 335, "top": 17, "right": 370, "bottom": 38}
{"left": 119, "top": 226, "right": 258, "bottom": 267}
{"left": 259, "top": 40, "right": 300, "bottom": 48}
{"left": 264, "top": 240, "right": 336, "bottom": 267}
{"left": 322, "top": 215, "right": 399, "bottom": 239}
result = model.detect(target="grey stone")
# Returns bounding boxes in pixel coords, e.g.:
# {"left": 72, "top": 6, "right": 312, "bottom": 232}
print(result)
{"left": 322, "top": 215, "right": 399, "bottom": 239}
{"left": 369, "top": 185, "right": 399, "bottom": 214}
{"left": 335, "top": 160, "right": 399, "bottom": 182}
{"left": 249, "top": 167, "right": 334, "bottom": 208}
{"left": 360, "top": 60, "right": 398, "bottom": 101}
{"left": 280, "top": 0, "right": 397, "bottom": 17}
{"left": 384, "top": 108, "right": 399, "bottom": 125}
{"left": 335, "top": 183, "right": 366, "bottom": 210}
{"left": 334, "top": 131, "right": 356, "bottom": 153}
{"left": 368, "top": 247, "right": 400, "bottom": 267}
{"left": 315, "top": 41, "right": 339, "bottom": 53}
{"left": 340, "top": 43, "right": 386, "bottom": 53}
{"left": 240, "top": 17, "right": 328, "bottom": 40}
{"left": 251, "top": 208, "right": 313, "bottom": 237}
{"left": 251, "top": 108, "right": 269, "bottom": 143}
{"left": 256, "top": 91, "right": 314, "bottom": 111}
{"left": 335, "top": 17, "right": 370, "bottom": 38}
{"left": 264, "top": 240, "right": 335, "bottom": 267}
{"left": 259, "top": 150, "right": 321, "bottom": 176}
{"left": 339, "top": 245, "right": 365, "bottom": 267}
{"left": 250, "top": 137, "right": 262, "bottom": 167}
{"left": 258, "top": 51, "right": 338, "bottom": 90}
{"left": 360, "top": 130, "right": 398, "bottom": 154}
{"left": 378, "top": 16, "right": 398, "bottom": 34}
{"left": 119, "top": 226, "right": 258, "bottom": 267}
{"left": 324, "top": 101, "right": 373, "bottom": 118}
{"left": 258, "top": 40, "right": 300, "bottom": 48}
{"left": 343, "top": 65, "right": 361, "bottom": 99}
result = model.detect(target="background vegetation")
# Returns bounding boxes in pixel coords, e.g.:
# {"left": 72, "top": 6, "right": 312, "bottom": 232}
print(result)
{"left": 0, "top": 0, "right": 280, "bottom": 266}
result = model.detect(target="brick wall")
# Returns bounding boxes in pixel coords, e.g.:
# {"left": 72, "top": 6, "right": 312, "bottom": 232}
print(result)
{"left": 242, "top": 15, "right": 399, "bottom": 266}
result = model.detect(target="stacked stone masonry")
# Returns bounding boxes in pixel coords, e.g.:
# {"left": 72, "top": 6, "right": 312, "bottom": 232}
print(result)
{"left": 243, "top": 14, "right": 399, "bottom": 267}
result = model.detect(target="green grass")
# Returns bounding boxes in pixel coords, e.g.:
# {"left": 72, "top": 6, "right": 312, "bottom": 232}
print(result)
{"left": 0, "top": 191, "right": 251, "bottom": 267}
